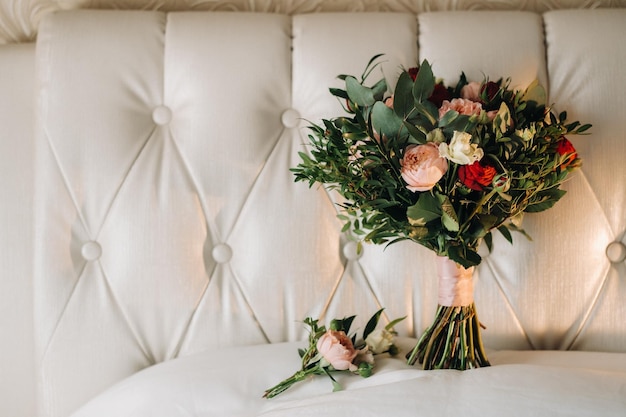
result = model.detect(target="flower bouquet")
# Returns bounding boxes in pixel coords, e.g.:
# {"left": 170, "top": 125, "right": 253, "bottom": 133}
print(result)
{"left": 263, "top": 309, "right": 404, "bottom": 398}
{"left": 292, "top": 55, "right": 590, "bottom": 370}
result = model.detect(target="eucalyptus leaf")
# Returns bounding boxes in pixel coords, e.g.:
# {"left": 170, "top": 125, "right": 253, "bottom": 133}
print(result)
{"left": 371, "top": 78, "right": 388, "bottom": 101}
{"left": 407, "top": 193, "right": 441, "bottom": 226}
{"left": 412, "top": 60, "right": 435, "bottom": 103}
{"left": 438, "top": 109, "right": 459, "bottom": 127}
{"left": 403, "top": 121, "right": 427, "bottom": 144}
{"left": 414, "top": 101, "right": 438, "bottom": 126}
{"left": 346, "top": 76, "right": 375, "bottom": 107}
{"left": 329, "top": 87, "right": 348, "bottom": 100}
{"left": 372, "top": 101, "right": 408, "bottom": 141}
{"left": 393, "top": 71, "right": 416, "bottom": 119}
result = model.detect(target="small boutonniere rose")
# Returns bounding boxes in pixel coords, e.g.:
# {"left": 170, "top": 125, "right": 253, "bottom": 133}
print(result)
{"left": 263, "top": 309, "right": 405, "bottom": 398}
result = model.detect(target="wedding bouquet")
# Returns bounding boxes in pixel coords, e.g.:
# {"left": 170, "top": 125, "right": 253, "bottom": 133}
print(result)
{"left": 263, "top": 309, "right": 404, "bottom": 398}
{"left": 292, "top": 55, "right": 589, "bottom": 369}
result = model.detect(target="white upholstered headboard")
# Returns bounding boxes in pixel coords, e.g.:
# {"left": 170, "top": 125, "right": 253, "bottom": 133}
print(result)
{"left": 1, "top": 2, "right": 625, "bottom": 417}
{"left": 31, "top": 9, "right": 626, "bottom": 416}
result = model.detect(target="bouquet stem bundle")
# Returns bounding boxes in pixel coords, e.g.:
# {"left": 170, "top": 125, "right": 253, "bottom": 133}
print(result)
{"left": 406, "top": 303, "right": 490, "bottom": 370}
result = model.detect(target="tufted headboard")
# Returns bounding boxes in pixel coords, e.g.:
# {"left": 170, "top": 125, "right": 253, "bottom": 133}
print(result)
{"left": 0, "top": 5, "right": 622, "bottom": 417}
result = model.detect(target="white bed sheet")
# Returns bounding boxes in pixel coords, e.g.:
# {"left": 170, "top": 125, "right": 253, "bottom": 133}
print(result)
{"left": 70, "top": 338, "right": 626, "bottom": 417}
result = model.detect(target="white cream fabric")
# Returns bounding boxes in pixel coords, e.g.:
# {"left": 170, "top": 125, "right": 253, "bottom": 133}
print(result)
{"left": 0, "top": 43, "right": 37, "bottom": 417}
{"left": 28, "top": 8, "right": 626, "bottom": 417}
{"left": 70, "top": 339, "right": 626, "bottom": 417}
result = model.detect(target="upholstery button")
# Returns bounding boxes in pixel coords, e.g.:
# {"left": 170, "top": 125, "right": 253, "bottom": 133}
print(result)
{"left": 81, "top": 241, "right": 102, "bottom": 261}
{"left": 212, "top": 243, "right": 233, "bottom": 264}
{"left": 342, "top": 241, "right": 362, "bottom": 261}
{"left": 606, "top": 241, "right": 626, "bottom": 263}
{"left": 281, "top": 108, "right": 301, "bottom": 128}
{"left": 152, "top": 105, "right": 172, "bottom": 125}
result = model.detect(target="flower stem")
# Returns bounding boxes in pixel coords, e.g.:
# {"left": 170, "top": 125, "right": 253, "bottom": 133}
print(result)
{"left": 263, "top": 369, "right": 316, "bottom": 399}
{"left": 406, "top": 303, "right": 490, "bottom": 370}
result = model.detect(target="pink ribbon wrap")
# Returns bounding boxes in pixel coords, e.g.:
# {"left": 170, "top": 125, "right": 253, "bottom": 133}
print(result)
{"left": 436, "top": 256, "right": 474, "bottom": 307}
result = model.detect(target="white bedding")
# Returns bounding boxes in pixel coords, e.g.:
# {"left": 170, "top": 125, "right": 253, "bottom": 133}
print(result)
{"left": 71, "top": 338, "right": 626, "bottom": 417}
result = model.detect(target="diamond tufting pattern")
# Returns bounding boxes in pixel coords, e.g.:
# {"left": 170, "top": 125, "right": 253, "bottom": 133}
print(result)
{"left": 33, "top": 9, "right": 626, "bottom": 417}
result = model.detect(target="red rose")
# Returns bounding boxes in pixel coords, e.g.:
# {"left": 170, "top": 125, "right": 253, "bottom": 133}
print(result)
{"left": 428, "top": 83, "right": 451, "bottom": 108}
{"left": 458, "top": 161, "right": 497, "bottom": 191}
{"left": 480, "top": 81, "right": 500, "bottom": 102}
{"left": 408, "top": 67, "right": 419, "bottom": 81}
{"left": 556, "top": 136, "right": 577, "bottom": 167}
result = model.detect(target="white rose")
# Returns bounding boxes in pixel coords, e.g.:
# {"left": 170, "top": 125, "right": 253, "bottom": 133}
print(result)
{"left": 365, "top": 329, "right": 394, "bottom": 354}
{"left": 439, "top": 131, "right": 484, "bottom": 165}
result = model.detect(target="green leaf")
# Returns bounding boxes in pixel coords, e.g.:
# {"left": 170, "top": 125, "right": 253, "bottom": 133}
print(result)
{"left": 407, "top": 192, "right": 441, "bottom": 226}
{"left": 346, "top": 76, "right": 375, "bottom": 107}
{"left": 497, "top": 225, "right": 513, "bottom": 244}
{"left": 412, "top": 60, "right": 435, "bottom": 103}
{"left": 385, "top": 316, "right": 407, "bottom": 331}
{"left": 371, "top": 78, "right": 388, "bottom": 101}
{"left": 329, "top": 88, "right": 348, "bottom": 100}
{"left": 448, "top": 246, "right": 482, "bottom": 268}
{"left": 363, "top": 308, "right": 384, "bottom": 341}
{"left": 522, "top": 79, "right": 546, "bottom": 106}
{"left": 403, "top": 121, "right": 427, "bottom": 144}
{"left": 393, "top": 71, "right": 416, "bottom": 119}
{"left": 438, "top": 109, "right": 459, "bottom": 127}
{"left": 524, "top": 189, "right": 567, "bottom": 213}
{"left": 414, "top": 101, "right": 439, "bottom": 126}
{"left": 323, "top": 368, "right": 342, "bottom": 392}
{"left": 371, "top": 101, "right": 407, "bottom": 141}
{"left": 361, "top": 53, "right": 385, "bottom": 81}
{"left": 437, "top": 194, "right": 459, "bottom": 232}
{"left": 484, "top": 232, "right": 493, "bottom": 252}
{"left": 493, "top": 102, "right": 511, "bottom": 134}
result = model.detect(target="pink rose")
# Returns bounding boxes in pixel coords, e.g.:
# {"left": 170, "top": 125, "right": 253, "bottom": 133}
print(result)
{"left": 316, "top": 330, "right": 358, "bottom": 371}
{"left": 439, "top": 98, "right": 482, "bottom": 119}
{"left": 460, "top": 82, "right": 481, "bottom": 102}
{"left": 400, "top": 143, "right": 448, "bottom": 192}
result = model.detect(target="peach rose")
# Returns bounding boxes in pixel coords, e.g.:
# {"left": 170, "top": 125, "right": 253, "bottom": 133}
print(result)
{"left": 317, "top": 330, "right": 358, "bottom": 371}
{"left": 460, "top": 82, "right": 482, "bottom": 102}
{"left": 439, "top": 98, "right": 483, "bottom": 119}
{"left": 400, "top": 143, "right": 448, "bottom": 192}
